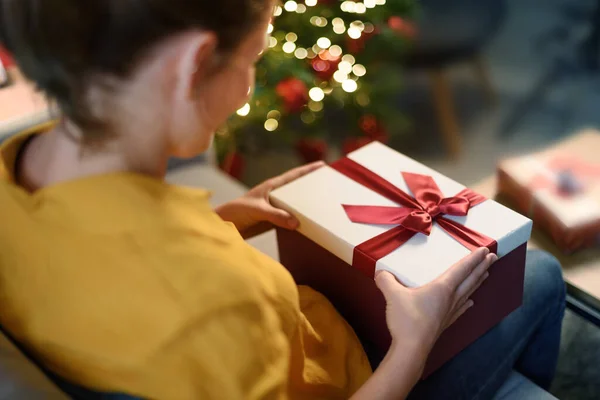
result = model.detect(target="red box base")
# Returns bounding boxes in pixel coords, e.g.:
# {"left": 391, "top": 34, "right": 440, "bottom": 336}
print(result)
{"left": 277, "top": 228, "right": 526, "bottom": 378}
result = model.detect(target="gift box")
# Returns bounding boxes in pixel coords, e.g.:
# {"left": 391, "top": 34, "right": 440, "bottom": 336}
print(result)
{"left": 498, "top": 131, "right": 600, "bottom": 253}
{"left": 270, "top": 142, "right": 532, "bottom": 377}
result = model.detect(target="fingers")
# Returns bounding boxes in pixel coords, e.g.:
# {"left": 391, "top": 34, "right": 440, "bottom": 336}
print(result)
{"left": 445, "top": 299, "right": 474, "bottom": 330}
{"left": 454, "top": 253, "right": 497, "bottom": 305}
{"left": 267, "top": 161, "right": 326, "bottom": 190}
{"left": 441, "top": 247, "right": 491, "bottom": 290}
{"left": 260, "top": 204, "right": 299, "bottom": 229}
{"left": 375, "top": 271, "right": 404, "bottom": 302}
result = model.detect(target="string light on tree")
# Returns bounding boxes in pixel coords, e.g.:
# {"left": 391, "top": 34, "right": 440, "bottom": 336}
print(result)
{"left": 284, "top": 1, "right": 298, "bottom": 12}
{"left": 305, "top": 0, "right": 318, "bottom": 6}
{"left": 317, "top": 37, "right": 331, "bottom": 49}
{"left": 329, "top": 45, "right": 343, "bottom": 57}
{"left": 294, "top": 48, "right": 308, "bottom": 59}
{"left": 352, "top": 64, "right": 366, "bottom": 76}
{"left": 308, "top": 101, "right": 324, "bottom": 112}
{"left": 309, "top": 16, "right": 328, "bottom": 27}
{"left": 308, "top": 87, "right": 325, "bottom": 102}
{"left": 364, "top": 0, "right": 376, "bottom": 8}
{"left": 237, "top": 103, "right": 251, "bottom": 116}
{"left": 296, "top": 4, "right": 307, "bottom": 13}
{"left": 264, "top": 118, "right": 279, "bottom": 131}
{"left": 338, "top": 60, "right": 353, "bottom": 74}
{"left": 267, "top": 24, "right": 274, "bottom": 34}
{"left": 355, "top": 3, "right": 367, "bottom": 13}
{"left": 342, "top": 79, "right": 358, "bottom": 93}
{"left": 375, "top": 0, "right": 386, "bottom": 4}
{"left": 267, "top": 110, "right": 282, "bottom": 120}
{"left": 340, "top": 1, "right": 356, "bottom": 12}
{"left": 286, "top": 32, "right": 298, "bottom": 42}
{"left": 283, "top": 41, "right": 296, "bottom": 53}
{"left": 269, "top": 37, "right": 278, "bottom": 48}
{"left": 273, "top": 5, "right": 283, "bottom": 16}
{"left": 333, "top": 70, "right": 348, "bottom": 83}
{"left": 342, "top": 54, "right": 356, "bottom": 65}
{"left": 347, "top": 26, "right": 362, "bottom": 39}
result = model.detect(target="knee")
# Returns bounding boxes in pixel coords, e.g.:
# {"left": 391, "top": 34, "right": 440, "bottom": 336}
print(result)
{"left": 524, "top": 250, "right": 566, "bottom": 309}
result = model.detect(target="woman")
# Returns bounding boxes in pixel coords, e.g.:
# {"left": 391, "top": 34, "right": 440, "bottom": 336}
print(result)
{"left": 0, "top": 1, "right": 565, "bottom": 399}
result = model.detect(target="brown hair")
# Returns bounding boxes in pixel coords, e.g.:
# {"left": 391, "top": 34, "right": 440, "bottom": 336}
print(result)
{"left": 0, "top": 0, "right": 270, "bottom": 134}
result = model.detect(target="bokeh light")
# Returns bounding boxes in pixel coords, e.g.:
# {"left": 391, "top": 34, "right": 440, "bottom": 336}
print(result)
{"left": 267, "top": 110, "right": 282, "bottom": 120}
{"left": 347, "top": 27, "right": 362, "bottom": 39}
{"left": 305, "top": 0, "right": 317, "bottom": 6}
{"left": 282, "top": 42, "right": 297, "bottom": 53}
{"left": 309, "top": 87, "right": 325, "bottom": 102}
{"left": 352, "top": 64, "right": 366, "bottom": 76}
{"left": 284, "top": 1, "right": 298, "bottom": 12}
{"left": 286, "top": 32, "right": 298, "bottom": 42}
{"left": 265, "top": 119, "right": 279, "bottom": 131}
{"left": 333, "top": 70, "right": 348, "bottom": 83}
{"left": 342, "top": 54, "right": 356, "bottom": 65}
{"left": 308, "top": 101, "right": 324, "bottom": 112}
{"left": 236, "top": 103, "right": 251, "bottom": 116}
{"left": 317, "top": 37, "right": 331, "bottom": 49}
{"left": 342, "top": 79, "right": 358, "bottom": 93}
{"left": 329, "top": 45, "right": 342, "bottom": 57}
{"left": 294, "top": 48, "right": 308, "bottom": 59}
{"left": 338, "top": 61, "right": 353, "bottom": 74}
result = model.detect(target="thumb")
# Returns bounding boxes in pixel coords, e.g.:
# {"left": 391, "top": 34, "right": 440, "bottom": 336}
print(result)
{"left": 261, "top": 205, "right": 299, "bottom": 229}
{"left": 375, "top": 271, "right": 403, "bottom": 301}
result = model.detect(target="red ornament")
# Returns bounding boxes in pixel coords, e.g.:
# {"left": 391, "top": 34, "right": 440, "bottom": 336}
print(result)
{"left": 388, "top": 16, "right": 417, "bottom": 39}
{"left": 359, "top": 115, "right": 389, "bottom": 141}
{"left": 311, "top": 50, "right": 341, "bottom": 81}
{"left": 276, "top": 77, "right": 309, "bottom": 113}
{"left": 0, "top": 45, "right": 15, "bottom": 68}
{"left": 220, "top": 151, "right": 245, "bottom": 180}
{"left": 343, "top": 137, "right": 375, "bottom": 156}
{"left": 345, "top": 27, "right": 379, "bottom": 54}
{"left": 295, "top": 138, "right": 329, "bottom": 163}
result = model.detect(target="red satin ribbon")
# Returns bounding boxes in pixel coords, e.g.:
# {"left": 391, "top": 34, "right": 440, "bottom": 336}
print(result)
{"left": 331, "top": 157, "right": 498, "bottom": 278}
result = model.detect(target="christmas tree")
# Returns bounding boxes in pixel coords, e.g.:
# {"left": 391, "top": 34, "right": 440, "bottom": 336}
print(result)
{"left": 218, "top": 0, "right": 416, "bottom": 179}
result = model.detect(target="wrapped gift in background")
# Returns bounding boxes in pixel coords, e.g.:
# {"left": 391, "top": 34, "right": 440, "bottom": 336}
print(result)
{"left": 271, "top": 142, "right": 532, "bottom": 377}
{"left": 498, "top": 131, "right": 600, "bottom": 254}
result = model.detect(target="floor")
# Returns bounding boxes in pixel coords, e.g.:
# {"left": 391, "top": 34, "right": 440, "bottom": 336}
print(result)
{"left": 242, "top": 0, "right": 600, "bottom": 398}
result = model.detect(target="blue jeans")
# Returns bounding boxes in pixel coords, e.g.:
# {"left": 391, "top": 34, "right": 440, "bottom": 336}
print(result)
{"left": 407, "top": 250, "right": 566, "bottom": 400}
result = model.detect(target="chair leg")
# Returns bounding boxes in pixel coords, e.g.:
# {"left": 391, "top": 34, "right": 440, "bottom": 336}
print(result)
{"left": 472, "top": 55, "right": 497, "bottom": 106}
{"left": 429, "top": 68, "right": 462, "bottom": 158}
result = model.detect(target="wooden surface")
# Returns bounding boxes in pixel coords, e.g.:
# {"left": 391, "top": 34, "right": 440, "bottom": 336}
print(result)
{"left": 429, "top": 69, "right": 462, "bottom": 158}
{"left": 0, "top": 68, "right": 52, "bottom": 139}
{"left": 473, "top": 171, "right": 600, "bottom": 301}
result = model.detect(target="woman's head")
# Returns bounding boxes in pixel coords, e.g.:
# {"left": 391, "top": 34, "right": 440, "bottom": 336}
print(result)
{"left": 0, "top": 0, "right": 272, "bottom": 157}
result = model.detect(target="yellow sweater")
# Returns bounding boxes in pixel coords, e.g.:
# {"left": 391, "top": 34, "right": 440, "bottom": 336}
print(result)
{"left": 0, "top": 127, "right": 371, "bottom": 399}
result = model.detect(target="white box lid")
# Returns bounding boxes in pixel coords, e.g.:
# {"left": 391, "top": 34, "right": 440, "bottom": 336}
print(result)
{"left": 271, "top": 142, "right": 532, "bottom": 288}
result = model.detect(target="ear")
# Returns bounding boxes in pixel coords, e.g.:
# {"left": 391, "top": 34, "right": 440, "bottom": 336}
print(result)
{"left": 175, "top": 31, "right": 218, "bottom": 101}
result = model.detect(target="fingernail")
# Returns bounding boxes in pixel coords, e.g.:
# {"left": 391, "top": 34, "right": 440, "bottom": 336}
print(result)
{"left": 484, "top": 272, "right": 490, "bottom": 280}
{"left": 468, "top": 299, "right": 475, "bottom": 308}
{"left": 488, "top": 253, "right": 498, "bottom": 263}
{"left": 482, "top": 247, "right": 490, "bottom": 255}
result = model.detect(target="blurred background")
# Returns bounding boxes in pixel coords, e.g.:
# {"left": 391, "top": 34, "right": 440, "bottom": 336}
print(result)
{"left": 2, "top": 0, "right": 600, "bottom": 399}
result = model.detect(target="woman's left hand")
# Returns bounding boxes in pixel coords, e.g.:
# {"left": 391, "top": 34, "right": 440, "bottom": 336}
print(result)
{"left": 216, "top": 161, "right": 325, "bottom": 238}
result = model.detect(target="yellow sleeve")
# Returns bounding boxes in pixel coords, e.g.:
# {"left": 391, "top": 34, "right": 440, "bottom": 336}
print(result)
{"left": 145, "top": 299, "right": 291, "bottom": 400}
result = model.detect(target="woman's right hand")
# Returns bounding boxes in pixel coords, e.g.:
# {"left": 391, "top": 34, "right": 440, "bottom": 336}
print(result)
{"left": 376, "top": 247, "right": 498, "bottom": 357}
{"left": 350, "top": 248, "right": 498, "bottom": 400}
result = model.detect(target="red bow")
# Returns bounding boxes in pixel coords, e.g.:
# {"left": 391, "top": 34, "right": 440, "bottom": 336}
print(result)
{"left": 331, "top": 158, "right": 497, "bottom": 278}
{"left": 529, "top": 156, "right": 600, "bottom": 194}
